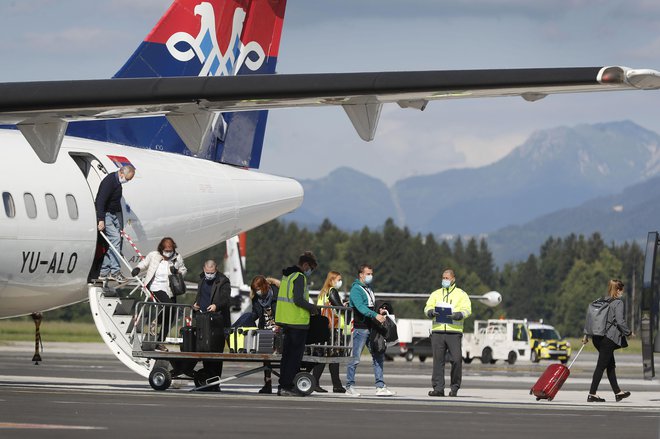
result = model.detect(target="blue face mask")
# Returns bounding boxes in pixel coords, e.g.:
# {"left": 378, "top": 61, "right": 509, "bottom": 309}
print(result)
{"left": 304, "top": 268, "right": 313, "bottom": 277}
{"left": 364, "top": 274, "right": 373, "bottom": 284}
{"left": 442, "top": 279, "right": 452, "bottom": 289}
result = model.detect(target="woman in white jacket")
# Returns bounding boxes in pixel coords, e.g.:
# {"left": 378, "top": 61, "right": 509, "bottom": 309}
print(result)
{"left": 132, "top": 237, "right": 187, "bottom": 350}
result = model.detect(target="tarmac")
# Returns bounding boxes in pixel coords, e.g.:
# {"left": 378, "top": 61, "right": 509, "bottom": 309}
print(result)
{"left": 1, "top": 342, "right": 660, "bottom": 438}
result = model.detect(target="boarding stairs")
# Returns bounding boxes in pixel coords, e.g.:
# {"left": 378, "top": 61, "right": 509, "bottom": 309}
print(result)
{"left": 87, "top": 232, "right": 170, "bottom": 378}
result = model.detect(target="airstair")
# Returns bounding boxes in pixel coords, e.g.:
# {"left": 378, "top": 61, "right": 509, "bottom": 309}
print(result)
{"left": 88, "top": 232, "right": 157, "bottom": 378}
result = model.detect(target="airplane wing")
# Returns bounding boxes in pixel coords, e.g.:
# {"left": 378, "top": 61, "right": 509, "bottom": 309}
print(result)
{"left": 2, "top": 66, "right": 659, "bottom": 163}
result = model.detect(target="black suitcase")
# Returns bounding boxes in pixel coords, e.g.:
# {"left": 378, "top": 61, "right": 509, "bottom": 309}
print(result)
{"left": 195, "top": 312, "right": 224, "bottom": 352}
{"left": 180, "top": 326, "right": 196, "bottom": 352}
{"left": 306, "top": 315, "right": 330, "bottom": 344}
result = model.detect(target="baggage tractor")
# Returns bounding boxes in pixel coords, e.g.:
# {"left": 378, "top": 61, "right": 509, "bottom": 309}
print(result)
{"left": 530, "top": 345, "right": 584, "bottom": 401}
{"left": 195, "top": 312, "right": 224, "bottom": 353}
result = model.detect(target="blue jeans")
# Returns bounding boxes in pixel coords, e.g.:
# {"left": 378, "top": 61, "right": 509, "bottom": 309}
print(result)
{"left": 100, "top": 212, "right": 122, "bottom": 275}
{"left": 346, "top": 328, "right": 384, "bottom": 388}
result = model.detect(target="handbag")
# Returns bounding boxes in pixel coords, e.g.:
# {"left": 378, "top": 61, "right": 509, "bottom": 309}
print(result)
{"left": 169, "top": 272, "right": 187, "bottom": 296}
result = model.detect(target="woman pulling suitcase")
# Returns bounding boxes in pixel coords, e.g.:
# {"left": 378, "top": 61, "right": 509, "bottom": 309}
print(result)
{"left": 582, "top": 279, "right": 632, "bottom": 402}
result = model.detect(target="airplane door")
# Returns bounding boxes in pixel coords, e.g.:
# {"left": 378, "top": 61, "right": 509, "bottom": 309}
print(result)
{"left": 69, "top": 153, "right": 109, "bottom": 281}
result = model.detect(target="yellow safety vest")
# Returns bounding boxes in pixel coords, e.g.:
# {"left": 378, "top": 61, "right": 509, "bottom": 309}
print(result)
{"left": 275, "top": 271, "right": 310, "bottom": 326}
{"left": 424, "top": 285, "right": 472, "bottom": 333}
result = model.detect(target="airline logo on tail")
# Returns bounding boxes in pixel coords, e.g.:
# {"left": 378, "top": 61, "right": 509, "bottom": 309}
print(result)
{"left": 166, "top": 3, "right": 265, "bottom": 77}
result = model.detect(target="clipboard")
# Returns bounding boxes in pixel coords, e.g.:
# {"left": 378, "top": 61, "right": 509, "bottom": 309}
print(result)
{"left": 435, "top": 302, "right": 453, "bottom": 324}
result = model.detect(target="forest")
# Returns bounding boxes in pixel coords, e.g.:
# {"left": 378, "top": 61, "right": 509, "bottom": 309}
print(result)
{"left": 47, "top": 218, "right": 645, "bottom": 338}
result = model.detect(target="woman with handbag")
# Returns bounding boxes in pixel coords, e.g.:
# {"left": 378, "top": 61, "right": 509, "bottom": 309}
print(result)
{"left": 582, "top": 279, "right": 632, "bottom": 403}
{"left": 131, "top": 237, "right": 187, "bottom": 351}
{"left": 312, "top": 271, "right": 347, "bottom": 393}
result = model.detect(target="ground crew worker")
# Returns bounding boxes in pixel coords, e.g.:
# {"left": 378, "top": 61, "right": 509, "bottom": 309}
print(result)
{"left": 275, "top": 251, "right": 319, "bottom": 396}
{"left": 424, "top": 269, "right": 471, "bottom": 397}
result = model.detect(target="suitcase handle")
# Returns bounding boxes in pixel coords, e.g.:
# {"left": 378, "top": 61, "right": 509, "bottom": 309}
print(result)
{"left": 567, "top": 344, "right": 585, "bottom": 369}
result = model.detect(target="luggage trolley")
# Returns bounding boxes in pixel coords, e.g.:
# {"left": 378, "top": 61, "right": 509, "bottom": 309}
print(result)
{"left": 131, "top": 302, "right": 353, "bottom": 395}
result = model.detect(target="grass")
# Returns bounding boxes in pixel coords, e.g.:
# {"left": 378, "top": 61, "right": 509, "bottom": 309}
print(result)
{"left": 0, "top": 319, "right": 102, "bottom": 343}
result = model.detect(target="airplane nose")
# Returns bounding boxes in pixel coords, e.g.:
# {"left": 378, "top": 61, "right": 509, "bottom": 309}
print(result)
{"left": 233, "top": 171, "right": 303, "bottom": 231}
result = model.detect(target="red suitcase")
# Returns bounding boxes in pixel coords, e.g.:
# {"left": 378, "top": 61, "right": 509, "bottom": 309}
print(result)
{"left": 530, "top": 345, "right": 584, "bottom": 401}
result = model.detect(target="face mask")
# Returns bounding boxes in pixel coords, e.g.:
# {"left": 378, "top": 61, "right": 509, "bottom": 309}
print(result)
{"left": 205, "top": 272, "right": 216, "bottom": 280}
{"left": 304, "top": 269, "right": 313, "bottom": 277}
{"left": 162, "top": 251, "right": 173, "bottom": 258}
{"left": 334, "top": 280, "right": 343, "bottom": 289}
{"left": 119, "top": 174, "right": 128, "bottom": 184}
{"left": 364, "top": 275, "right": 373, "bottom": 284}
{"left": 442, "top": 279, "right": 452, "bottom": 289}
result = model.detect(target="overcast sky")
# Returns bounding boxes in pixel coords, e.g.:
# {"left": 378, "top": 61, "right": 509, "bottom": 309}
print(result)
{"left": 1, "top": 0, "right": 659, "bottom": 185}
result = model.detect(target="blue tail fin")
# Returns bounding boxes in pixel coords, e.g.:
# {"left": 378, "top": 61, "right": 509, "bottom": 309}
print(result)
{"left": 66, "top": 0, "right": 286, "bottom": 168}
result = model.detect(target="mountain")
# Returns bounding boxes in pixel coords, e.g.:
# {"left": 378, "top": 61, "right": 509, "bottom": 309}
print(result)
{"left": 487, "top": 174, "right": 660, "bottom": 264}
{"left": 392, "top": 121, "right": 660, "bottom": 235}
{"left": 282, "top": 166, "right": 399, "bottom": 230}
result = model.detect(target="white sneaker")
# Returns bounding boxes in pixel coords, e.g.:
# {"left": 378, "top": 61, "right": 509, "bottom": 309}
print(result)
{"left": 376, "top": 386, "right": 396, "bottom": 397}
{"left": 345, "top": 386, "right": 361, "bottom": 397}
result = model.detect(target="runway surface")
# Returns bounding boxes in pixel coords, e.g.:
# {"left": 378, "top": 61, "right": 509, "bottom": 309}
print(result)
{"left": 1, "top": 342, "right": 660, "bottom": 438}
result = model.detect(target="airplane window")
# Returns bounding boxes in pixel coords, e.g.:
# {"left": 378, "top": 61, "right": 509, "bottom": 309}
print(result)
{"left": 45, "top": 193, "right": 58, "bottom": 219}
{"left": 23, "top": 193, "right": 37, "bottom": 219}
{"left": 2, "top": 192, "right": 15, "bottom": 218}
{"left": 65, "top": 194, "right": 79, "bottom": 220}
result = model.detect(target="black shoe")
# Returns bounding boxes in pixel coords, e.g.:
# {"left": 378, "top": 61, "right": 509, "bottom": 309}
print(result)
{"left": 314, "top": 386, "right": 328, "bottom": 393}
{"left": 278, "top": 388, "right": 303, "bottom": 397}
{"left": 448, "top": 389, "right": 458, "bottom": 397}
{"left": 615, "top": 391, "right": 631, "bottom": 402}
{"left": 333, "top": 386, "right": 346, "bottom": 394}
{"left": 587, "top": 394, "right": 606, "bottom": 402}
{"left": 428, "top": 389, "right": 444, "bottom": 397}
{"left": 258, "top": 383, "right": 272, "bottom": 394}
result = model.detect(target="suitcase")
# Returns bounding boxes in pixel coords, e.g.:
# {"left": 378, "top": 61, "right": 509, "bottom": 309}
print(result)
{"left": 306, "top": 315, "right": 330, "bottom": 344}
{"left": 229, "top": 327, "right": 258, "bottom": 353}
{"left": 180, "top": 326, "right": 196, "bottom": 352}
{"left": 246, "top": 329, "right": 275, "bottom": 353}
{"left": 530, "top": 345, "right": 584, "bottom": 401}
{"left": 195, "top": 312, "right": 224, "bottom": 353}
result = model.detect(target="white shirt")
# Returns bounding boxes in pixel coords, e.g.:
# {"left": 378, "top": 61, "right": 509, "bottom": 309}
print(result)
{"left": 150, "top": 260, "right": 171, "bottom": 296}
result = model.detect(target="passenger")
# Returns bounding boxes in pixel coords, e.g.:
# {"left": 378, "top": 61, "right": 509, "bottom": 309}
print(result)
{"left": 345, "top": 264, "right": 395, "bottom": 397}
{"left": 96, "top": 164, "right": 135, "bottom": 282}
{"left": 582, "top": 279, "right": 632, "bottom": 402}
{"left": 275, "top": 251, "right": 319, "bottom": 397}
{"left": 234, "top": 275, "right": 280, "bottom": 394}
{"left": 192, "top": 260, "right": 231, "bottom": 387}
{"left": 131, "top": 237, "right": 187, "bottom": 351}
{"left": 424, "top": 269, "right": 471, "bottom": 397}
{"left": 312, "top": 271, "right": 346, "bottom": 393}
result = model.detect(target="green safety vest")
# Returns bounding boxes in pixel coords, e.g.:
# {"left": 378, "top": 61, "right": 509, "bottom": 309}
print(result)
{"left": 275, "top": 271, "right": 310, "bottom": 326}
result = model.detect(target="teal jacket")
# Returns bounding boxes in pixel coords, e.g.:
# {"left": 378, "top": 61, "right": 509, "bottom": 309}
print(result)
{"left": 349, "top": 279, "right": 378, "bottom": 329}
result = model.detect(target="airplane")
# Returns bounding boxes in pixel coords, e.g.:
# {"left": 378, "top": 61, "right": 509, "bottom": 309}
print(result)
{"left": 1, "top": 0, "right": 659, "bottom": 373}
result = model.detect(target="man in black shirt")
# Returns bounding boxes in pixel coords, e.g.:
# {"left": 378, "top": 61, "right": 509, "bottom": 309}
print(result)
{"left": 95, "top": 165, "right": 135, "bottom": 282}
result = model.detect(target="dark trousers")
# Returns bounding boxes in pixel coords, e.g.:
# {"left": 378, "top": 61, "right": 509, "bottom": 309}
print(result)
{"left": 153, "top": 290, "right": 175, "bottom": 338}
{"left": 312, "top": 363, "right": 343, "bottom": 388}
{"left": 431, "top": 332, "right": 463, "bottom": 392}
{"left": 279, "top": 326, "right": 308, "bottom": 390}
{"left": 589, "top": 335, "right": 621, "bottom": 395}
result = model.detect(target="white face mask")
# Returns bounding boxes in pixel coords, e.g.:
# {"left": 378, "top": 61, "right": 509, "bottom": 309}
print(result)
{"left": 205, "top": 272, "right": 216, "bottom": 280}
{"left": 334, "top": 280, "right": 343, "bottom": 289}
{"left": 119, "top": 174, "right": 128, "bottom": 184}
{"left": 364, "top": 274, "right": 373, "bottom": 284}
{"left": 162, "top": 251, "right": 173, "bottom": 258}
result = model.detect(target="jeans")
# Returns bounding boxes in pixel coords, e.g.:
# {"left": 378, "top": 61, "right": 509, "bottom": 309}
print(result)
{"left": 100, "top": 212, "right": 122, "bottom": 275}
{"left": 346, "top": 328, "right": 384, "bottom": 388}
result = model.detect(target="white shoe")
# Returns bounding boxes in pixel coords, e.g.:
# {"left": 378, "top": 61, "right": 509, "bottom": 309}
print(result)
{"left": 345, "top": 386, "right": 361, "bottom": 397}
{"left": 376, "top": 386, "right": 395, "bottom": 397}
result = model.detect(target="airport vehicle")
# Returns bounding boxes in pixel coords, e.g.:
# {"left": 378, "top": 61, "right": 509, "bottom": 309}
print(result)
{"left": 527, "top": 322, "right": 572, "bottom": 364}
{"left": 1, "top": 0, "right": 659, "bottom": 375}
{"left": 390, "top": 318, "right": 433, "bottom": 362}
{"left": 463, "top": 319, "right": 531, "bottom": 365}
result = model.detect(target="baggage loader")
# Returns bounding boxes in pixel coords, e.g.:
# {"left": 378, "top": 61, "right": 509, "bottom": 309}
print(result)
{"left": 530, "top": 344, "right": 584, "bottom": 401}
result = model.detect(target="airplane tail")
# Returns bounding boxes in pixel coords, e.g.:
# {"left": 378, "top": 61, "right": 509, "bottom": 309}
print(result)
{"left": 66, "top": 0, "right": 286, "bottom": 169}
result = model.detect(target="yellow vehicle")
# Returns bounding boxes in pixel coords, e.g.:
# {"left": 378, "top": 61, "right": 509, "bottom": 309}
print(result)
{"left": 527, "top": 322, "right": 572, "bottom": 364}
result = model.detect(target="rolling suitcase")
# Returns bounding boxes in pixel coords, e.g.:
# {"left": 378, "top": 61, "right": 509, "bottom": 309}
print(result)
{"left": 229, "top": 327, "right": 258, "bottom": 353}
{"left": 254, "top": 329, "right": 275, "bottom": 353}
{"left": 530, "top": 345, "right": 584, "bottom": 401}
{"left": 195, "top": 312, "right": 224, "bottom": 352}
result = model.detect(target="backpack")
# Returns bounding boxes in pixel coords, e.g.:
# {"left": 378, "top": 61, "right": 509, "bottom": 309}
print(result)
{"left": 584, "top": 298, "right": 614, "bottom": 336}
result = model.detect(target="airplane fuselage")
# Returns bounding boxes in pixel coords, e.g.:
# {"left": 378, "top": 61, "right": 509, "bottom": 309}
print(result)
{"left": 0, "top": 130, "right": 303, "bottom": 318}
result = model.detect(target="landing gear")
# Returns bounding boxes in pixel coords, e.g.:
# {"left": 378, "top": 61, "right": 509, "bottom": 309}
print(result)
{"left": 31, "top": 312, "right": 43, "bottom": 365}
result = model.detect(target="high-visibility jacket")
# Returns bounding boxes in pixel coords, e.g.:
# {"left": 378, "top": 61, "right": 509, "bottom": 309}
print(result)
{"left": 275, "top": 271, "right": 310, "bottom": 326}
{"left": 424, "top": 284, "right": 472, "bottom": 333}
